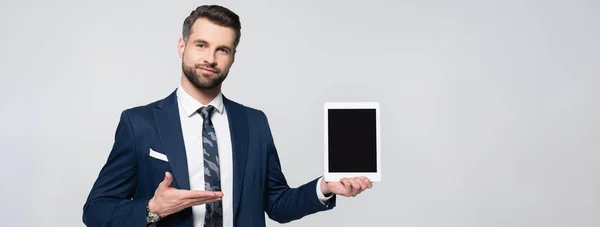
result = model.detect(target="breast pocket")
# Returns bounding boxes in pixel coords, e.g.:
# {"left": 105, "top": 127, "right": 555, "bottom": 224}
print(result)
{"left": 145, "top": 148, "right": 171, "bottom": 170}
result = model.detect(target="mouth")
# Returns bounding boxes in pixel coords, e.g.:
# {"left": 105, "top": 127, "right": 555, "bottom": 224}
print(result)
{"left": 198, "top": 67, "right": 217, "bottom": 75}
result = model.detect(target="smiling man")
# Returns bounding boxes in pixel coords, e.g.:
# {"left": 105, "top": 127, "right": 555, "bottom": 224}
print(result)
{"left": 82, "top": 4, "right": 373, "bottom": 227}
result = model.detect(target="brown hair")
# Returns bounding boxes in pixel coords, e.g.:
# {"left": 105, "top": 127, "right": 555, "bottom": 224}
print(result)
{"left": 182, "top": 5, "right": 242, "bottom": 49}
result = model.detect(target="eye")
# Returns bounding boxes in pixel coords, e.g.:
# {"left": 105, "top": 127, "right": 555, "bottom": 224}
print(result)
{"left": 197, "top": 43, "right": 205, "bottom": 48}
{"left": 218, "top": 48, "right": 229, "bottom": 54}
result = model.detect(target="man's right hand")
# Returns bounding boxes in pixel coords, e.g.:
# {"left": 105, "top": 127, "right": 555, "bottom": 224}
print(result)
{"left": 148, "top": 172, "right": 223, "bottom": 218}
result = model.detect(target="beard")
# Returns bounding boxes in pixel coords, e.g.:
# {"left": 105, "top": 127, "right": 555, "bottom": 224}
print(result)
{"left": 182, "top": 61, "right": 228, "bottom": 90}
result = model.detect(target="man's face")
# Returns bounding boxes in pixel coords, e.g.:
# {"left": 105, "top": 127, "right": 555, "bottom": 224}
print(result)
{"left": 179, "top": 18, "right": 236, "bottom": 90}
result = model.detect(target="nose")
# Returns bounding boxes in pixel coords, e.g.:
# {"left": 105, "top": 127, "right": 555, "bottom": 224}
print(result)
{"left": 203, "top": 49, "right": 217, "bottom": 66}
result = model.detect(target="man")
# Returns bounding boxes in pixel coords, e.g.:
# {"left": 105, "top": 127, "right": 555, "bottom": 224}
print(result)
{"left": 82, "top": 4, "right": 373, "bottom": 227}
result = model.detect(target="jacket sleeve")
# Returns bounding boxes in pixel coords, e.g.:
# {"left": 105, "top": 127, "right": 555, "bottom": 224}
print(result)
{"left": 260, "top": 111, "right": 336, "bottom": 223}
{"left": 82, "top": 110, "right": 148, "bottom": 226}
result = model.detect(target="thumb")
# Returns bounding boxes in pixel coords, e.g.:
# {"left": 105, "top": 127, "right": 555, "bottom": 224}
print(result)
{"left": 160, "top": 172, "right": 173, "bottom": 189}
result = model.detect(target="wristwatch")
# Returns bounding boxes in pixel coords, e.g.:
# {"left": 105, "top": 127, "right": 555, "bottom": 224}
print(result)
{"left": 146, "top": 205, "right": 161, "bottom": 225}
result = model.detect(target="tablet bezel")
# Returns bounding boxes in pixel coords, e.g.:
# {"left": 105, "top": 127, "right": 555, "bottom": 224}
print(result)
{"left": 324, "top": 102, "right": 381, "bottom": 182}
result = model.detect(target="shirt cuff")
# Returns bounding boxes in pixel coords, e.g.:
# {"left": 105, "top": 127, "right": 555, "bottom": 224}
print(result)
{"left": 316, "top": 176, "right": 334, "bottom": 205}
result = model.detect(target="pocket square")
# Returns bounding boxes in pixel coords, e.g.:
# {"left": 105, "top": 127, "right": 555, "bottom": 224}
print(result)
{"left": 149, "top": 148, "right": 169, "bottom": 162}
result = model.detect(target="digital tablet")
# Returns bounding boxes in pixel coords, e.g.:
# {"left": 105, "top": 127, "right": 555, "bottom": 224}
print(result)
{"left": 324, "top": 102, "right": 381, "bottom": 182}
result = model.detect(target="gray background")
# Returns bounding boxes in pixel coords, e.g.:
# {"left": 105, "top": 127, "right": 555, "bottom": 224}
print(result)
{"left": 1, "top": 0, "right": 598, "bottom": 226}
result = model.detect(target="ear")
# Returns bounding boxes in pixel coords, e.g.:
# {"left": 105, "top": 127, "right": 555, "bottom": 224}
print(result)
{"left": 177, "top": 37, "right": 185, "bottom": 58}
{"left": 231, "top": 49, "right": 236, "bottom": 64}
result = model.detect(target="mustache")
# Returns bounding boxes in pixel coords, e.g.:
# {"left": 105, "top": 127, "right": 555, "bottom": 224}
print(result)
{"left": 195, "top": 64, "right": 220, "bottom": 73}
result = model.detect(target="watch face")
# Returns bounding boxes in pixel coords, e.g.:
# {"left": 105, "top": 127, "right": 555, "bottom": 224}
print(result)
{"left": 146, "top": 206, "right": 160, "bottom": 223}
{"left": 147, "top": 213, "right": 160, "bottom": 223}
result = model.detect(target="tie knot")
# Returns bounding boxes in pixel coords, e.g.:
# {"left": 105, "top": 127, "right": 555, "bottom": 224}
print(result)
{"left": 198, "top": 105, "right": 216, "bottom": 120}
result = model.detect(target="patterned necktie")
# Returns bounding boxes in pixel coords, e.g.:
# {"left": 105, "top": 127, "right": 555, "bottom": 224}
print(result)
{"left": 197, "top": 105, "right": 223, "bottom": 227}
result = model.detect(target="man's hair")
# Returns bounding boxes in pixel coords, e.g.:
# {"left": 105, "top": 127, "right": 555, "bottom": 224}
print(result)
{"left": 182, "top": 5, "right": 242, "bottom": 49}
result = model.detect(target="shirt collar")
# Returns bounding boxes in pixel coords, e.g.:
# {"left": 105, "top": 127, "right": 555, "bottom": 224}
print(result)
{"left": 176, "top": 84, "right": 224, "bottom": 117}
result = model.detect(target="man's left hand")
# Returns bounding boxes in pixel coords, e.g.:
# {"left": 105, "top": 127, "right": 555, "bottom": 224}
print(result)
{"left": 320, "top": 177, "right": 373, "bottom": 197}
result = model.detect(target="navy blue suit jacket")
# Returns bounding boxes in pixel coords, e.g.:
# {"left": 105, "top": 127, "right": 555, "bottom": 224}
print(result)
{"left": 83, "top": 90, "right": 336, "bottom": 226}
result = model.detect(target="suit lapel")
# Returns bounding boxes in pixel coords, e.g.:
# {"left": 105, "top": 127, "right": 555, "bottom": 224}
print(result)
{"left": 153, "top": 90, "right": 191, "bottom": 190}
{"left": 223, "top": 96, "right": 249, "bottom": 221}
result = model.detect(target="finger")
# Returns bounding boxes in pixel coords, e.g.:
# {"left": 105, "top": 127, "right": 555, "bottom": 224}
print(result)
{"left": 363, "top": 177, "right": 373, "bottom": 188}
{"left": 185, "top": 194, "right": 220, "bottom": 204}
{"left": 348, "top": 178, "right": 361, "bottom": 196}
{"left": 159, "top": 172, "right": 173, "bottom": 189}
{"left": 184, "top": 190, "right": 220, "bottom": 199}
{"left": 181, "top": 190, "right": 223, "bottom": 199}
{"left": 357, "top": 177, "right": 368, "bottom": 190}
{"left": 340, "top": 178, "right": 352, "bottom": 196}
{"left": 188, "top": 196, "right": 222, "bottom": 207}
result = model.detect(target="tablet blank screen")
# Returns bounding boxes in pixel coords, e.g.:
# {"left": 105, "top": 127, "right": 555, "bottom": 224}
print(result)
{"left": 328, "top": 108, "right": 377, "bottom": 173}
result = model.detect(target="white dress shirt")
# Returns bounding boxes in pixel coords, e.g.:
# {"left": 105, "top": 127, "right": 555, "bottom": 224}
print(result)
{"left": 176, "top": 85, "right": 332, "bottom": 227}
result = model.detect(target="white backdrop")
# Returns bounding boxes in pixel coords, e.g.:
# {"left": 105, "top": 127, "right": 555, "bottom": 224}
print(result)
{"left": 1, "top": 0, "right": 599, "bottom": 226}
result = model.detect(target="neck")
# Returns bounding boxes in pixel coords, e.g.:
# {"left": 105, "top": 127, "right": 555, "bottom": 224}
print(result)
{"left": 180, "top": 74, "right": 221, "bottom": 105}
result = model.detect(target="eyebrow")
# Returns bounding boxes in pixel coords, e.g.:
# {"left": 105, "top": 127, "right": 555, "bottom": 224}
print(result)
{"left": 192, "top": 39, "right": 233, "bottom": 52}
